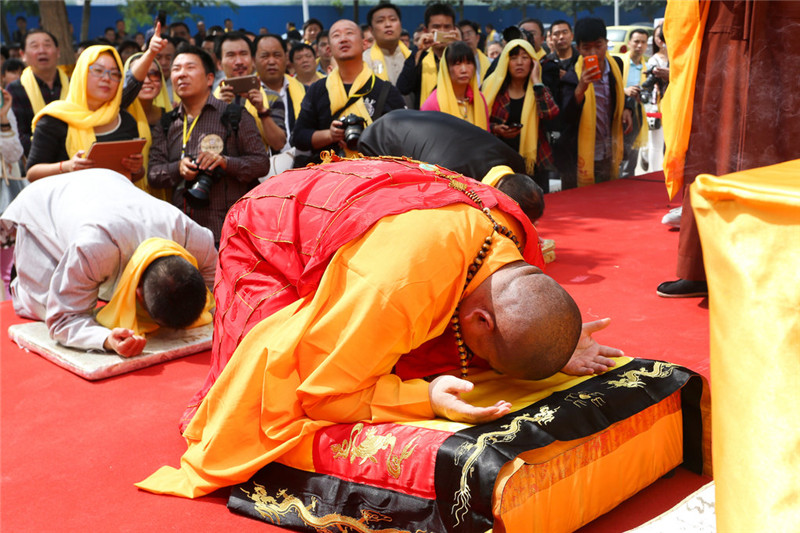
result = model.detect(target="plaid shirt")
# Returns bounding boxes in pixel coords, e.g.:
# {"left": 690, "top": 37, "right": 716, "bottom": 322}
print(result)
{"left": 148, "top": 93, "right": 270, "bottom": 243}
{"left": 490, "top": 83, "right": 559, "bottom": 168}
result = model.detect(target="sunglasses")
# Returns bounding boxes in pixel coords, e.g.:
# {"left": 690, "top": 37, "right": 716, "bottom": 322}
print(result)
{"left": 145, "top": 70, "right": 162, "bottom": 82}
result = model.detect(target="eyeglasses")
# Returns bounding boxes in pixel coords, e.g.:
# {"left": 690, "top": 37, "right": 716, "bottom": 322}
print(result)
{"left": 88, "top": 64, "right": 122, "bottom": 82}
{"left": 145, "top": 70, "right": 161, "bottom": 82}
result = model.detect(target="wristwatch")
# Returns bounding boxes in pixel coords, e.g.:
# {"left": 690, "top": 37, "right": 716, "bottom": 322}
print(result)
{"left": 257, "top": 108, "right": 271, "bottom": 118}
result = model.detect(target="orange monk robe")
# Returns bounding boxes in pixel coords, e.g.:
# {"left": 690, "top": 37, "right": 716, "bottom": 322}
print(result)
{"left": 137, "top": 204, "right": 526, "bottom": 498}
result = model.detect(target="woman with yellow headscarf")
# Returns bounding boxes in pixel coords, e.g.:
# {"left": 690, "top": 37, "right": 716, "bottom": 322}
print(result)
{"left": 124, "top": 51, "right": 173, "bottom": 201}
{"left": 26, "top": 27, "right": 169, "bottom": 183}
{"left": 420, "top": 41, "right": 488, "bottom": 131}
{"left": 482, "top": 39, "right": 559, "bottom": 177}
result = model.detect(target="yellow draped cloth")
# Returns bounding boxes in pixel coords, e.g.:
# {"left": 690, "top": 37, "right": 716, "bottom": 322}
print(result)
{"left": 284, "top": 74, "right": 307, "bottom": 121}
{"left": 368, "top": 41, "right": 411, "bottom": 81}
{"left": 691, "top": 159, "right": 800, "bottom": 533}
{"left": 136, "top": 205, "right": 525, "bottom": 498}
{"left": 532, "top": 47, "right": 546, "bottom": 61}
{"left": 213, "top": 83, "right": 273, "bottom": 150}
{"left": 661, "top": 0, "right": 711, "bottom": 200}
{"left": 482, "top": 39, "right": 540, "bottom": 174}
{"left": 481, "top": 165, "right": 514, "bottom": 188}
{"left": 574, "top": 53, "right": 625, "bottom": 187}
{"left": 123, "top": 53, "right": 173, "bottom": 202}
{"left": 96, "top": 238, "right": 214, "bottom": 335}
{"left": 32, "top": 45, "right": 124, "bottom": 158}
{"left": 617, "top": 51, "right": 648, "bottom": 150}
{"left": 326, "top": 64, "right": 376, "bottom": 156}
{"left": 420, "top": 51, "right": 439, "bottom": 106}
{"left": 476, "top": 49, "right": 491, "bottom": 81}
{"left": 20, "top": 66, "right": 70, "bottom": 117}
{"left": 435, "top": 47, "right": 488, "bottom": 131}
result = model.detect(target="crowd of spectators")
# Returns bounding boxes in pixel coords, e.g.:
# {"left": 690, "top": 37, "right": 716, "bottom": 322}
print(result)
{"left": 0, "top": 3, "right": 669, "bottom": 290}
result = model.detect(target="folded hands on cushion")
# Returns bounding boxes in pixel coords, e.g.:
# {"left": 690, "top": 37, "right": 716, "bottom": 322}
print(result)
{"left": 428, "top": 318, "right": 622, "bottom": 424}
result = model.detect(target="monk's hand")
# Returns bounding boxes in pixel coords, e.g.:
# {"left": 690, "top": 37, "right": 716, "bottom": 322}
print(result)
{"left": 104, "top": 328, "right": 147, "bottom": 358}
{"left": 429, "top": 375, "right": 512, "bottom": 424}
{"left": 560, "top": 318, "right": 623, "bottom": 376}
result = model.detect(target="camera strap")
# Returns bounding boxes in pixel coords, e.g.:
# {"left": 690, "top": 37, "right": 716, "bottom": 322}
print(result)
{"left": 330, "top": 77, "right": 375, "bottom": 121}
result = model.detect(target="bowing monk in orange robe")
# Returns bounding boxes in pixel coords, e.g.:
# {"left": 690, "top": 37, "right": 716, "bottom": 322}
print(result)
{"left": 141, "top": 156, "right": 620, "bottom": 498}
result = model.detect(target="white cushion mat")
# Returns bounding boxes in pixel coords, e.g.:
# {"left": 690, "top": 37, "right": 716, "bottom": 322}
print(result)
{"left": 7, "top": 321, "right": 212, "bottom": 380}
{"left": 628, "top": 481, "right": 715, "bottom": 532}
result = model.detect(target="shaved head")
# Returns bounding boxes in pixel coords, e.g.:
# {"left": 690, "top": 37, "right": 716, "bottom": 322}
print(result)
{"left": 460, "top": 263, "right": 582, "bottom": 380}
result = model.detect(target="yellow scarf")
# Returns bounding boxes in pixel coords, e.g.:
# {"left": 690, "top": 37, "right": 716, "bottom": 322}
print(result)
{"left": 20, "top": 66, "right": 70, "bottom": 116}
{"left": 284, "top": 74, "right": 306, "bottom": 121}
{"left": 618, "top": 51, "right": 649, "bottom": 150}
{"left": 533, "top": 47, "right": 546, "bottom": 61}
{"left": 482, "top": 165, "right": 514, "bottom": 187}
{"left": 32, "top": 45, "right": 124, "bottom": 158}
{"left": 213, "top": 83, "right": 272, "bottom": 149}
{"left": 123, "top": 53, "right": 174, "bottom": 201}
{"left": 368, "top": 41, "right": 411, "bottom": 81}
{"left": 96, "top": 238, "right": 214, "bottom": 335}
{"left": 482, "top": 39, "right": 540, "bottom": 174}
{"left": 662, "top": 0, "right": 710, "bottom": 200}
{"left": 326, "top": 64, "right": 376, "bottom": 156}
{"left": 574, "top": 53, "right": 625, "bottom": 187}
{"left": 435, "top": 46, "right": 488, "bottom": 131}
{"left": 420, "top": 51, "right": 439, "bottom": 106}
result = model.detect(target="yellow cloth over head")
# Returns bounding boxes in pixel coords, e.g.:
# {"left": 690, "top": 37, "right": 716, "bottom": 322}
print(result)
{"left": 32, "top": 45, "right": 124, "bottom": 158}
{"left": 618, "top": 51, "right": 648, "bottom": 150}
{"left": 20, "top": 66, "right": 70, "bottom": 116}
{"left": 691, "top": 158, "right": 800, "bottom": 533}
{"left": 481, "top": 165, "right": 513, "bottom": 188}
{"left": 574, "top": 53, "right": 625, "bottom": 187}
{"left": 476, "top": 49, "right": 491, "bottom": 80}
{"left": 96, "top": 237, "right": 214, "bottom": 335}
{"left": 482, "top": 39, "right": 540, "bottom": 174}
{"left": 661, "top": 0, "right": 710, "bottom": 200}
{"left": 368, "top": 41, "right": 411, "bottom": 81}
{"left": 123, "top": 53, "right": 173, "bottom": 201}
{"left": 435, "top": 46, "right": 488, "bottom": 130}
{"left": 284, "top": 74, "right": 307, "bottom": 120}
{"left": 420, "top": 51, "right": 439, "bottom": 105}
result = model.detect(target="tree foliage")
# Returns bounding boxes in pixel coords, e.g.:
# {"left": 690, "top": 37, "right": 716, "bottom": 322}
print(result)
{"left": 118, "top": 0, "right": 238, "bottom": 34}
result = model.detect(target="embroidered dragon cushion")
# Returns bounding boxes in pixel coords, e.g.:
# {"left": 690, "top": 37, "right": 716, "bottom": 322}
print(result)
{"left": 228, "top": 357, "right": 705, "bottom": 532}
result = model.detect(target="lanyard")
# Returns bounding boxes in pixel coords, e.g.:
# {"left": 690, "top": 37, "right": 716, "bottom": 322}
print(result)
{"left": 181, "top": 111, "right": 202, "bottom": 159}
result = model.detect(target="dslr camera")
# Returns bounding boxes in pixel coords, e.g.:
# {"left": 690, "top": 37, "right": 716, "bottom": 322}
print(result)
{"left": 337, "top": 113, "right": 367, "bottom": 150}
{"left": 639, "top": 68, "right": 660, "bottom": 104}
{"left": 184, "top": 157, "right": 225, "bottom": 208}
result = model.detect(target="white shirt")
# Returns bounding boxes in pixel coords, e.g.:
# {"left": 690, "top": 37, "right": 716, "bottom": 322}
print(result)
{"left": 0, "top": 169, "right": 217, "bottom": 351}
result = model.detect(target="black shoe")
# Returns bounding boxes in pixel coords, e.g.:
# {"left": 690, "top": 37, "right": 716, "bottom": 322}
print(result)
{"left": 656, "top": 279, "right": 708, "bottom": 298}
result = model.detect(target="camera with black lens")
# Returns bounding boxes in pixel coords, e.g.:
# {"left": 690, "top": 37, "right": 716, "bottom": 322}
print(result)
{"left": 336, "top": 113, "right": 367, "bottom": 150}
{"left": 639, "top": 68, "right": 659, "bottom": 104}
{"left": 183, "top": 158, "right": 225, "bottom": 208}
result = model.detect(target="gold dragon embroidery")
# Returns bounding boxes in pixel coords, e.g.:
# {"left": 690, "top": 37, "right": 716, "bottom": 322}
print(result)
{"left": 606, "top": 361, "right": 676, "bottom": 388}
{"left": 450, "top": 405, "right": 560, "bottom": 526}
{"left": 330, "top": 423, "right": 420, "bottom": 479}
{"left": 242, "top": 484, "right": 426, "bottom": 533}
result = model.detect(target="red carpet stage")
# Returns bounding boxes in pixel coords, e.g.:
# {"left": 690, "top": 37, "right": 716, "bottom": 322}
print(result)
{"left": 1, "top": 172, "right": 711, "bottom": 531}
